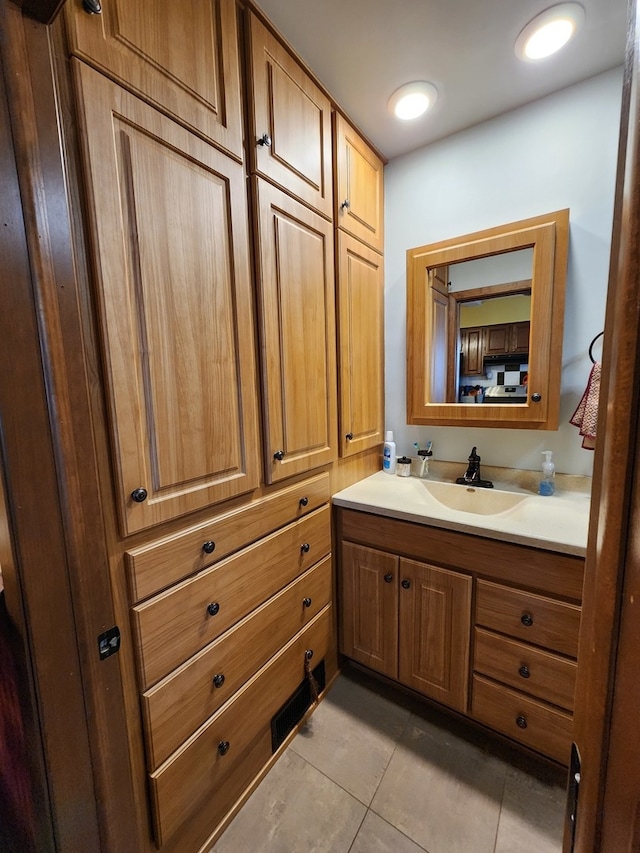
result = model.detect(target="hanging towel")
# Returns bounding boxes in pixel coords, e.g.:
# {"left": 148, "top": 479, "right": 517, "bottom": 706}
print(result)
{"left": 570, "top": 361, "right": 601, "bottom": 450}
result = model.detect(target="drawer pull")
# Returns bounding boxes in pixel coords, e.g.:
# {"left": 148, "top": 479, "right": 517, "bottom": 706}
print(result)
{"left": 207, "top": 602, "right": 220, "bottom": 617}
{"left": 217, "top": 740, "right": 230, "bottom": 756}
{"left": 515, "top": 715, "right": 528, "bottom": 729}
{"left": 301, "top": 543, "right": 310, "bottom": 554}
{"left": 384, "top": 573, "right": 393, "bottom": 583}
{"left": 202, "top": 540, "right": 216, "bottom": 555}
{"left": 212, "top": 673, "right": 225, "bottom": 688}
{"left": 518, "top": 665, "right": 530, "bottom": 679}
{"left": 401, "top": 579, "right": 411, "bottom": 590}
{"left": 303, "top": 597, "right": 312, "bottom": 608}
{"left": 299, "top": 496, "right": 309, "bottom": 507}
{"left": 521, "top": 613, "right": 534, "bottom": 627}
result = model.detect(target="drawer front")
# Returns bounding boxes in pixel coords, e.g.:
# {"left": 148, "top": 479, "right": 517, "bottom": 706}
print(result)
{"left": 476, "top": 580, "right": 581, "bottom": 657}
{"left": 474, "top": 628, "right": 577, "bottom": 711}
{"left": 127, "top": 473, "right": 330, "bottom": 601}
{"left": 142, "top": 555, "right": 332, "bottom": 768}
{"left": 133, "top": 505, "right": 330, "bottom": 687}
{"left": 150, "top": 604, "right": 333, "bottom": 846}
{"left": 472, "top": 675, "right": 573, "bottom": 765}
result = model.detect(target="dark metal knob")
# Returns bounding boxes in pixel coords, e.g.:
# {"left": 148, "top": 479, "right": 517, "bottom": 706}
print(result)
{"left": 218, "top": 740, "right": 230, "bottom": 755}
{"left": 212, "top": 674, "right": 225, "bottom": 688}
{"left": 299, "top": 496, "right": 309, "bottom": 507}
{"left": 346, "top": 433, "right": 354, "bottom": 441}
{"left": 273, "top": 450, "right": 284, "bottom": 461}
{"left": 521, "top": 613, "right": 533, "bottom": 627}
{"left": 340, "top": 199, "right": 350, "bottom": 210}
{"left": 305, "top": 649, "right": 313, "bottom": 661}
{"left": 303, "top": 597, "right": 312, "bottom": 608}
{"left": 207, "top": 602, "right": 220, "bottom": 617}
{"left": 401, "top": 579, "right": 411, "bottom": 589}
{"left": 384, "top": 573, "right": 393, "bottom": 583}
{"left": 82, "top": 0, "right": 102, "bottom": 13}
{"left": 131, "top": 488, "right": 148, "bottom": 503}
{"left": 530, "top": 392, "right": 542, "bottom": 403}
{"left": 515, "top": 715, "right": 528, "bottom": 729}
{"left": 301, "top": 543, "right": 310, "bottom": 553}
{"left": 518, "top": 665, "right": 530, "bottom": 679}
{"left": 202, "top": 540, "right": 216, "bottom": 555}
{"left": 257, "top": 133, "right": 272, "bottom": 147}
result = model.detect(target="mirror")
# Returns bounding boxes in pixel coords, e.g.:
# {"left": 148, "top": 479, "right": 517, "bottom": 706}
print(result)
{"left": 406, "top": 209, "right": 569, "bottom": 429}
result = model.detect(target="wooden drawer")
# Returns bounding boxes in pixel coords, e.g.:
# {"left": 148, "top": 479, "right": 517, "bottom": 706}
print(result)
{"left": 474, "top": 628, "right": 577, "bottom": 711}
{"left": 133, "top": 505, "right": 330, "bottom": 687}
{"left": 472, "top": 675, "right": 572, "bottom": 765}
{"left": 142, "top": 555, "right": 332, "bottom": 768}
{"left": 476, "top": 579, "right": 581, "bottom": 657}
{"left": 150, "top": 604, "right": 333, "bottom": 846}
{"left": 126, "top": 473, "right": 330, "bottom": 601}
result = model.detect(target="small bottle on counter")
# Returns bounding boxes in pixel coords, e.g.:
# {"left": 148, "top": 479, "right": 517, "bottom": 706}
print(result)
{"left": 539, "top": 450, "right": 555, "bottom": 496}
{"left": 396, "top": 456, "right": 412, "bottom": 477}
{"left": 382, "top": 430, "right": 397, "bottom": 474}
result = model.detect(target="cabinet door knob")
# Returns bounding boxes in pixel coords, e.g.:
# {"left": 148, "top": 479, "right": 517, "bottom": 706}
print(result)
{"left": 401, "top": 579, "right": 411, "bottom": 589}
{"left": 202, "top": 540, "right": 216, "bottom": 555}
{"left": 384, "top": 573, "right": 393, "bottom": 583}
{"left": 212, "top": 673, "right": 225, "bottom": 688}
{"left": 530, "top": 392, "right": 542, "bottom": 403}
{"left": 340, "top": 199, "right": 350, "bottom": 210}
{"left": 82, "top": 0, "right": 102, "bottom": 13}
{"left": 131, "top": 487, "right": 148, "bottom": 503}
{"left": 305, "top": 649, "right": 313, "bottom": 661}
{"left": 299, "top": 496, "right": 309, "bottom": 507}
{"left": 217, "top": 740, "right": 230, "bottom": 756}
{"left": 515, "top": 715, "right": 528, "bottom": 729}
{"left": 303, "top": 597, "right": 312, "bottom": 608}
{"left": 346, "top": 432, "right": 354, "bottom": 441}
{"left": 207, "top": 602, "right": 220, "bottom": 617}
{"left": 273, "top": 450, "right": 285, "bottom": 461}
{"left": 518, "top": 665, "right": 530, "bottom": 679}
{"left": 301, "top": 542, "right": 310, "bottom": 554}
{"left": 520, "top": 613, "right": 534, "bottom": 627}
{"left": 257, "top": 133, "right": 272, "bottom": 147}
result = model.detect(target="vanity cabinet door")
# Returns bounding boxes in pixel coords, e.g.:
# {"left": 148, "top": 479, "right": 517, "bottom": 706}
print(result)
{"left": 398, "top": 558, "right": 472, "bottom": 712}
{"left": 340, "top": 542, "right": 398, "bottom": 679}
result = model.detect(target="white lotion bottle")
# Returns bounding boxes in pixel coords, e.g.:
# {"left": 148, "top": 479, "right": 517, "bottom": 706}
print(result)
{"left": 539, "top": 450, "right": 555, "bottom": 496}
{"left": 383, "top": 430, "right": 397, "bottom": 474}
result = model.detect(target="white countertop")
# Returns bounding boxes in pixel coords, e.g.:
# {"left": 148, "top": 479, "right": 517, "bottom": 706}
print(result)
{"left": 332, "top": 470, "right": 590, "bottom": 557}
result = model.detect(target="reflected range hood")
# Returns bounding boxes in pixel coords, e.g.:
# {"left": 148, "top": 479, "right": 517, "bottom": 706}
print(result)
{"left": 483, "top": 352, "right": 529, "bottom": 366}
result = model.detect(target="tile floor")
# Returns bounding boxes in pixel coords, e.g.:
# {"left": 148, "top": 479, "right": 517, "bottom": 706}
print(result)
{"left": 210, "top": 666, "right": 567, "bottom": 853}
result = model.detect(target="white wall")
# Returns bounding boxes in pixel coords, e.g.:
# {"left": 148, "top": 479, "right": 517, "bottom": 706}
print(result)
{"left": 384, "top": 68, "right": 623, "bottom": 476}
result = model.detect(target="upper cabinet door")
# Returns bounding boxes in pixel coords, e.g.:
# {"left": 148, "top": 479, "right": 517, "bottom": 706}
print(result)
{"left": 73, "top": 63, "right": 261, "bottom": 536}
{"left": 253, "top": 178, "right": 337, "bottom": 483}
{"left": 335, "top": 114, "right": 384, "bottom": 254}
{"left": 246, "top": 13, "right": 333, "bottom": 219}
{"left": 65, "top": 0, "right": 244, "bottom": 161}
{"left": 337, "top": 233, "right": 384, "bottom": 457}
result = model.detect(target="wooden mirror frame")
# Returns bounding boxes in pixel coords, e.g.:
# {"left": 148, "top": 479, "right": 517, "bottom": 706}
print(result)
{"left": 406, "top": 209, "right": 569, "bottom": 429}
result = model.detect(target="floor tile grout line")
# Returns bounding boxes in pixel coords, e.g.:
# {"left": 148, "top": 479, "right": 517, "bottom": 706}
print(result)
{"left": 345, "top": 808, "right": 369, "bottom": 853}
{"left": 492, "top": 762, "right": 509, "bottom": 853}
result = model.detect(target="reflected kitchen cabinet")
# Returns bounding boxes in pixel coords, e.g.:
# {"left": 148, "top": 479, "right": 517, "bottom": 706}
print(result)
{"left": 460, "top": 327, "right": 484, "bottom": 376}
{"left": 484, "top": 321, "right": 530, "bottom": 357}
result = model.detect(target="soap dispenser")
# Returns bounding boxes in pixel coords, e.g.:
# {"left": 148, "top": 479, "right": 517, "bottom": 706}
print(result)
{"left": 539, "top": 450, "right": 555, "bottom": 496}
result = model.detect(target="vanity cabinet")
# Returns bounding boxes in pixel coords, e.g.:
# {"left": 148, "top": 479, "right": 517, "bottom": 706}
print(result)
{"left": 336, "top": 507, "right": 584, "bottom": 764}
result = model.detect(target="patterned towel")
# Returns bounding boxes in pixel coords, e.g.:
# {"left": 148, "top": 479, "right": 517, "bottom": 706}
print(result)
{"left": 570, "top": 361, "right": 601, "bottom": 450}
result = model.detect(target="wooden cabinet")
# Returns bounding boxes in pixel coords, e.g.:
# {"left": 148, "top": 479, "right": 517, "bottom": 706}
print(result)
{"left": 460, "top": 327, "right": 484, "bottom": 375}
{"left": 72, "top": 63, "right": 261, "bottom": 535}
{"left": 65, "top": 0, "right": 244, "bottom": 160}
{"left": 334, "top": 114, "right": 384, "bottom": 253}
{"left": 253, "top": 178, "right": 337, "bottom": 483}
{"left": 246, "top": 12, "right": 333, "bottom": 218}
{"left": 336, "top": 233, "right": 384, "bottom": 456}
{"left": 484, "top": 321, "right": 530, "bottom": 357}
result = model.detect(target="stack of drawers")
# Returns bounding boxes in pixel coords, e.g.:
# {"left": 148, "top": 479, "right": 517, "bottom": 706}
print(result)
{"left": 471, "top": 579, "right": 581, "bottom": 764}
{"left": 125, "top": 474, "right": 333, "bottom": 847}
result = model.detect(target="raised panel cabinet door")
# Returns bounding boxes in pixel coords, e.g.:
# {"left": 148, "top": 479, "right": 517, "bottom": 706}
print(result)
{"left": 484, "top": 324, "right": 510, "bottom": 356}
{"left": 246, "top": 12, "right": 333, "bottom": 219}
{"left": 337, "top": 233, "right": 384, "bottom": 457}
{"left": 512, "top": 321, "right": 530, "bottom": 353}
{"left": 340, "top": 542, "right": 398, "bottom": 679}
{"left": 73, "top": 63, "right": 261, "bottom": 535}
{"left": 335, "top": 114, "right": 384, "bottom": 253}
{"left": 253, "top": 178, "right": 337, "bottom": 483}
{"left": 398, "top": 558, "right": 472, "bottom": 712}
{"left": 460, "top": 327, "right": 484, "bottom": 376}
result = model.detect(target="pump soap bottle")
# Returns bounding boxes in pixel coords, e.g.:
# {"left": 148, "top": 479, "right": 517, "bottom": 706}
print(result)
{"left": 539, "top": 450, "right": 555, "bottom": 496}
{"left": 383, "top": 431, "right": 397, "bottom": 474}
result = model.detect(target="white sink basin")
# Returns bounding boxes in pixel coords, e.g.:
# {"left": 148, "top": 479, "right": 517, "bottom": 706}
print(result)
{"left": 418, "top": 480, "right": 529, "bottom": 516}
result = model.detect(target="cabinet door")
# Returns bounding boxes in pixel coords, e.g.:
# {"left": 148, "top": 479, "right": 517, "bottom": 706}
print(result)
{"left": 512, "top": 321, "right": 530, "bottom": 354}
{"left": 337, "top": 233, "right": 384, "bottom": 457}
{"left": 253, "top": 178, "right": 337, "bottom": 483}
{"left": 340, "top": 542, "right": 398, "bottom": 679}
{"left": 428, "top": 267, "right": 455, "bottom": 402}
{"left": 334, "top": 114, "right": 384, "bottom": 253}
{"left": 484, "top": 324, "right": 510, "bottom": 356}
{"left": 246, "top": 13, "right": 333, "bottom": 219}
{"left": 398, "top": 558, "right": 472, "bottom": 712}
{"left": 460, "top": 327, "right": 484, "bottom": 376}
{"left": 65, "top": 0, "right": 243, "bottom": 160}
{"left": 74, "top": 64, "right": 261, "bottom": 535}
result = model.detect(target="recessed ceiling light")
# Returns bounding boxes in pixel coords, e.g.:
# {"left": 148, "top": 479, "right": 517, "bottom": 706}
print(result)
{"left": 388, "top": 82, "right": 438, "bottom": 121}
{"left": 515, "top": 3, "right": 585, "bottom": 62}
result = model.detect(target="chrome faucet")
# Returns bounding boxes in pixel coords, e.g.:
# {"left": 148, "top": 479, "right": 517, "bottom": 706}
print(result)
{"left": 455, "top": 446, "right": 494, "bottom": 489}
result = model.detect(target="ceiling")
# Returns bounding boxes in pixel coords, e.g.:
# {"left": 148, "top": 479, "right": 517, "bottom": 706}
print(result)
{"left": 251, "top": 0, "right": 629, "bottom": 160}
